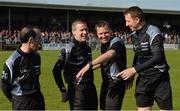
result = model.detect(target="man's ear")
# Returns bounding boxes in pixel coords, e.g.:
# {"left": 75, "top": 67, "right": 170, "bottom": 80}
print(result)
{"left": 72, "top": 31, "right": 75, "bottom": 36}
{"left": 28, "top": 37, "right": 34, "bottom": 44}
{"left": 135, "top": 17, "right": 140, "bottom": 24}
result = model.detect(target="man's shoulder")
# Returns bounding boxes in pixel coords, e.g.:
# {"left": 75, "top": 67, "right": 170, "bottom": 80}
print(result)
{"left": 58, "top": 42, "right": 74, "bottom": 54}
{"left": 33, "top": 51, "right": 40, "bottom": 56}
{"left": 146, "top": 25, "right": 161, "bottom": 36}
{"left": 146, "top": 25, "right": 162, "bottom": 44}
{"left": 110, "top": 37, "right": 124, "bottom": 46}
{"left": 5, "top": 50, "right": 21, "bottom": 66}
{"left": 8, "top": 50, "right": 21, "bottom": 61}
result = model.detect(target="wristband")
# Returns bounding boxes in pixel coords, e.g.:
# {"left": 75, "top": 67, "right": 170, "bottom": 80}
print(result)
{"left": 88, "top": 61, "right": 93, "bottom": 69}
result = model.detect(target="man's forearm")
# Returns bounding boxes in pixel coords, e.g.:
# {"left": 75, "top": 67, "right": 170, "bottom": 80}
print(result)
{"left": 92, "top": 50, "right": 115, "bottom": 66}
{"left": 92, "top": 64, "right": 101, "bottom": 70}
{"left": 1, "top": 81, "right": 12, "bottom": 101}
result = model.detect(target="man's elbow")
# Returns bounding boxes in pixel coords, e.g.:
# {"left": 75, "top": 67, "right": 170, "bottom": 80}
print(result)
{"left": 1, "top": 81, "right": 12, "bottom": 101}
{"left": 106, "top": 50, "right": 116, "bottom": 58}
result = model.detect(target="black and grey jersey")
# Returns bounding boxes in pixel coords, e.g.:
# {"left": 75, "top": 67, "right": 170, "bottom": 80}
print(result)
{"left": 101, "top": 36, "right": 127, "bottom": 81}
{"left": 1, "top": 47, "right": 41, "bottom": 98}
{"left": 53, "top": 38, "right": 94, "bottom": 92}
{"left": 65, "top": 39, "right": 93, "bottom": 82}
{"left": 131, "top": 24, "right": 169, "bottom": 76}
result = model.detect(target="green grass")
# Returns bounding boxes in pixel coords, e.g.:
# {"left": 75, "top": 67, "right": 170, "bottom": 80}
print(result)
{"left": 0, "top": 49, "right": 180, "bottom": 110}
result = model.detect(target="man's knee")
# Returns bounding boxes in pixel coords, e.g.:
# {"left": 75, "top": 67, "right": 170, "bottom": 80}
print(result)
{"left": 138, "top": 107, "right": 151, "bottom": 111}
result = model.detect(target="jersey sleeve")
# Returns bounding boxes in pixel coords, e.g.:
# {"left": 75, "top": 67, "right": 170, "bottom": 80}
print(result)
{"left": 108, "top": 40, "right": 123, "bottom": 54}
{"left": 150, "top": 34, "right": 165, "bottom": 52}
{"left": 134, "top": 35, "right": 165, "bottom": 73}
{"left": 134, "top": 51, "right": 163, "bottom": 73}
{"left": 1, "top": 63, "right": 12, "bottom": 101}
{"left": 52, "top": 48, "right": 67, "bottom": 92}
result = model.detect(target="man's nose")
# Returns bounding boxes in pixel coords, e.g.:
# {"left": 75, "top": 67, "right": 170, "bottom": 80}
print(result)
{"left": 126, "top": 22, "right": 129, "bottom": 26}
{"left": 83, "top": 31, "right": 87, "bottom": 34}
{"left": 102, "top": 33, "right": 107, "bottom": 38}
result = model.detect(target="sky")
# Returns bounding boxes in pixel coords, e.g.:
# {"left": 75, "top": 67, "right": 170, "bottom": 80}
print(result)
{"left": 0, "top": 0, "right": 180, "bottom": 12}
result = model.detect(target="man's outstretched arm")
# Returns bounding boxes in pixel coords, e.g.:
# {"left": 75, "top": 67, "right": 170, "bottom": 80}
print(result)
{"left": 76, "top": 49, "right": 116, "bottom": 79}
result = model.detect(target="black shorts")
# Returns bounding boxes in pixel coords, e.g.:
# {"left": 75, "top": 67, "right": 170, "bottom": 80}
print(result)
{"left": 135, "top": 72, "right": 173, "bottom": 110}
{"left": 12, "top": 91, "right": 45, "bottom": 110}
{"left": 68, "top": 81, "right": 98, "bottom": 110}
{"left": 100, "top": 80, "right": 125, "bottom": 110}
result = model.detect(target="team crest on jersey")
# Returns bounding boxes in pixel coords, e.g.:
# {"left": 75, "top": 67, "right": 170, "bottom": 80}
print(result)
{"left": 20, "top": 69, "right": 28, "bottom": 73}
{"left": 141, "top": 42, "right": 149, "bottom": 51}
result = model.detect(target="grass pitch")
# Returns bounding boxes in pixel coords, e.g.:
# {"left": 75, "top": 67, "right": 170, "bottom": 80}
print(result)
{"left": 0, "top": 49, "right": 180, "bottom": 110}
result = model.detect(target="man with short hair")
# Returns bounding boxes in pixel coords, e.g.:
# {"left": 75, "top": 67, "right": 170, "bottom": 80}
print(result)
{"left": 76, "top": 20, "right": 129, "bottom": 110}
{"left": 1, "top": 26, "right": 45, "bottom": 110}
{"left": 116, "top": 6, "right": 173, "bottom": 110}
{"left": 53, "top": 19, "right": 98, "bottom": 110}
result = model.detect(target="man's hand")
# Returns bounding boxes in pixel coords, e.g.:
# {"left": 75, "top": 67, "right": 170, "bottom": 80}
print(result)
{"left": 116, "top": 67, "right": 136, "bottom": 80}
{"left": 76, "top": 64, "right": 90, "bottom": 79}
{"left": 61, "top": 91, "right": 69, "bottom": 102}
{"left": 125, "top": 76, "right": 134, "bottom": 90}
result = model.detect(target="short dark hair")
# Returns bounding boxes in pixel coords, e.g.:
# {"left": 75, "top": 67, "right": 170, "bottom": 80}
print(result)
{"left": 124, "top": 6, "right": 145, "bottom": 22}
{"left": 95, "top": 20, "right": 111, "bottom": 31}
{"left": 20, "top": 26, "right": 36, "bottom": 43}
{"left": 71, "top": 19, "right": 87, "bottom": 32}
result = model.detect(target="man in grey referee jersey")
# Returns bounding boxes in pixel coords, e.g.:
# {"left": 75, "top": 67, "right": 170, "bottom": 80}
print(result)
{"left": 1, "top": 26, "right": 45, "bottom": 110}
{"left": 116, "top": 6, "right": 173, "bottom": 110}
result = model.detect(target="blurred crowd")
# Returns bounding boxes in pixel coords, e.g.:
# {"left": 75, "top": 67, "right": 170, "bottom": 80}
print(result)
{"left": 0, "top": 27, "right": 180, "bottom": 46}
